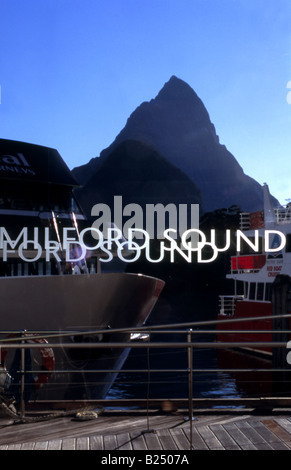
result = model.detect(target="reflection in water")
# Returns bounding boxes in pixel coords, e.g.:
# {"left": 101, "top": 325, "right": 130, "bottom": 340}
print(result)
{"left": 216, "top": 349, "right": 273, "bottom": 398}
{"left": 107, "top": 337, "right": 245, "bottom": 400}
{"left": 107, "top": 337, "right": 291, "bottom": 401}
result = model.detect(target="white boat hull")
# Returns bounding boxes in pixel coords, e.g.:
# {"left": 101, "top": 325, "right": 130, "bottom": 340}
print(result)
{"left": 0, "top": 272, "right": 164, "bottom": 401}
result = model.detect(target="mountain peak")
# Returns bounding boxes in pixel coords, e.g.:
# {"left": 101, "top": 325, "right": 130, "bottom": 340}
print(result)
{"left": 73, "top": 76, "right": 266, "bottom": 212}
{"left": 155, "top": 75, "right": 200, "bottom": 102}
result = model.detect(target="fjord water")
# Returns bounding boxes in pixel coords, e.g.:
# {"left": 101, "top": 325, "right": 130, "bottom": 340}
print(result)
{"left": 107, "top": 329, "right": 266, "bottom": 402}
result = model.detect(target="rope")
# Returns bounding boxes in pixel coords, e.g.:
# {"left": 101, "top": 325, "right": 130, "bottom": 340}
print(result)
{"left": 0, "top": 392, "right": 103, "bottom": 424}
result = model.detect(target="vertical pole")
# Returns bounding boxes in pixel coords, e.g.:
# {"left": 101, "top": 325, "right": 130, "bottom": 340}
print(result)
{"left": 20, "top": 331, "right": 25, "bottom": 419}
{"left": 146, "top": 330, "right": 151, "bottom": 432}
{"left": 187, "top": 329, "right": 193, "bottom": 449}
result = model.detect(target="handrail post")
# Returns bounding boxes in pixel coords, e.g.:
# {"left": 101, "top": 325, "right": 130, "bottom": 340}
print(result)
{"left": 20, "top": 331, "right": 25, "bottom": 419}
{"left": 187, "top": 328, "right": 193, "bottom": 449}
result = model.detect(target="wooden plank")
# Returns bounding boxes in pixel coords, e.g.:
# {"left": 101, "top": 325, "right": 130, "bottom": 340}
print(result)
{"left": 0, "top": 413, "right": 202, "bottom": 445}
{"left": 196, "top": 425, "right": 225, "bottom": 450}
{"left": 274, "top": 417, "right": 291, "bottom": 434}
{"left": 47, "top": 439, "right": 62, "bottom": 450}
{"left": 247, "top": 420, "right": 290, "bottom": 450}
{"left": 182, "top": 425, "right": 209, "bottom": 450}
{"left": 130, "top": 431, "right": 147, "bottom": 450}
{"left": 34, "top": 441, "right": 49, "bottom": 450}
{"left": 205, "top": 415, "right": 251, "bottom": 426}
{"left": 156, "top": 429, "right": 178, "bottom": 450}
{"left": 6, "top": 443, "right": 22, "bottom": 450}
{"left": 103, "top": 434, "right": 117, "bottom": 450}
{"left": 61, "top": 437, "right": 76, "bottom": 450}
{"left": 20, "top": 442, "right": 35, "bottom": 450}
{"left": 0, "top": 417, "right": 81, "bottom": 445}
{"left": 116, "top": 432, "right": 133, "bottom": 450}
{"left": 261, "top": 419, "right": 291, "bottom": 448}
{"left": 222, "top": 422, "right": 257, "bottom": 450}
{"left": 0, "top": 427, "right": 32, "bottom": 446}
{"left": 90, "top": 435, "right": 104, "bottom": 450}
{"left": 169, "top": 427, "right": 190, "bottom": 450}
{"left": 209, "top": 424, "right": 241, "bottom": 450}
{"left": 76, "top": 437, "right": 90, "bottom": 450}
{"left": 235, "top": 421, "right": 273, "bottom": 450}
{"left": 143, "top": 431, "right": 163, "bottom": 450}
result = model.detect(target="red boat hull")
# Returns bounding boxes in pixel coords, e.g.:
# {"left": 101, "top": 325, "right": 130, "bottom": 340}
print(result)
{"left": 217, "top": 301, "right": 274, "bottom": 353}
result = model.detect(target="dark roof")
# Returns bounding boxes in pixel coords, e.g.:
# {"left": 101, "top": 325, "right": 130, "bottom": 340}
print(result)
{"left": 0, "top": 139, "right": 78, "bottom": 187}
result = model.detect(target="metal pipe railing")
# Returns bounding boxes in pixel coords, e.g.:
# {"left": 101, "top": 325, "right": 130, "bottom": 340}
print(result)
{"left": 1, "top": 312, "right": 290, "bottom": 341}
{"left": 1, "top": 313, "right": 291, "bottom": 450}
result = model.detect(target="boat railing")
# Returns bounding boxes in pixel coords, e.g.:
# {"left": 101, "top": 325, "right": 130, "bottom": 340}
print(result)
{"left": 219, "top": 295, "right": 244, "bottom": 315}
{"left": 274, "top": 207, "right": 291, "bottom": 224}
{"left": 239, "top": 207, "right": 291, "bottom": 231}
{"left": 239, "top": 212, "right": 251, "bottom": 230}
{"left": 239, "top": 211, "right": 264, "bottom": 230}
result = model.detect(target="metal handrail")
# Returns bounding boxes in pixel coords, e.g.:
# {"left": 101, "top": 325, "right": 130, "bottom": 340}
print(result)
{"left": 1, "top": 316, "right": 291, "bottom": 450}
{"left": 0, "top": 340, "right": 290, "bottom": 349}
{"left": 1, "top": 312, "right": 291, "bottom": 340}
{"left": 1, "top": 315, "right": 290, "bottom": 383}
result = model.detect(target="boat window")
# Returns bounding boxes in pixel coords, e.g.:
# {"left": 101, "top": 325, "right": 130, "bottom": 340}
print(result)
{"left": 244, "top": 282, "right": 248, "bottom": 298}
{"left": 249, "top": 282, "right": 256, "bottom": 300}
{"left": 0, "top": 182, "right": 81, "bottom": 214}
{"left": 235, "top": 280, "right": 244, "bottom": 295}
{"left": 257, "top": 282, "right": 264, "bottom": 300}
{"left": 286, "top": 234, "right": 291, "bottom": 252}
{"left": 265, "top": 283, "right": 272, "bottom": 301}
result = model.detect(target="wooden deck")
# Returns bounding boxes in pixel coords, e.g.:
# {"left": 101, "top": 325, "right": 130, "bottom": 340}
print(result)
{"left": 1, "top": 407, "right": 291, "bottom": 451}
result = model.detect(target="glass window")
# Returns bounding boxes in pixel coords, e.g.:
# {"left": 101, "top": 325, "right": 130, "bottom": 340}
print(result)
{"left": 265, "top": 283, "right": 272, "bottom": 301}
{"left": 286, "top": 234, "right": 291, "bottom": 253}
{"left": 257, "top": 283, "right": 264, "bottom": 300}
{"left": 249, "top": 283, "right": 256, "bottom": 300}
{"left": 244, "top": 282, "right": 248, "bottom": 298}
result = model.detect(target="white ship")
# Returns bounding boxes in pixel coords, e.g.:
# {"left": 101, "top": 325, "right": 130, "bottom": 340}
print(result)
{"left": 0, "top": 139, "right": 164, "bottom": 402}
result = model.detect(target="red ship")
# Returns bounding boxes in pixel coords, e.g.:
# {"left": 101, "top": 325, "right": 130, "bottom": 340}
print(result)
{"left": 217, "top": 183, "right": 291, "bottom": 356}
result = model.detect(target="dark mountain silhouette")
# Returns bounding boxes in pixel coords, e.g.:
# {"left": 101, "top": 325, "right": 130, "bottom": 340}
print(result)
{"left": 75, "top": 140, "right": 202, "bottom": 226}
{"left": 73, "top": 75, "right": 272, "bottom": 212}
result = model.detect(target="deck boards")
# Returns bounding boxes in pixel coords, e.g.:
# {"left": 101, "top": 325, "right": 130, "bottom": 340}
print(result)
{"left": 1, "top": 411, "right": 291, "bottom": 450}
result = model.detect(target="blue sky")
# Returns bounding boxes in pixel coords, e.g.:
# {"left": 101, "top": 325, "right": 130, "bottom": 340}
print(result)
{"left": 0, "top": 0, "right": 291, "bottom": 205}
